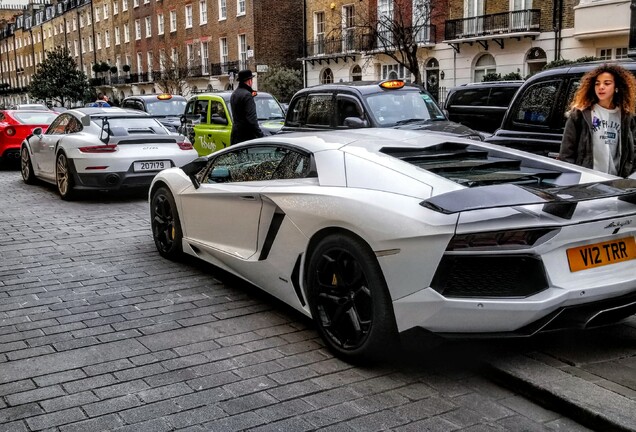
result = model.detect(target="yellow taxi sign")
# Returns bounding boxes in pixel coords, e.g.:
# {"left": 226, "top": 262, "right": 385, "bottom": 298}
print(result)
{"left": 566, "top": 236, "right": 636, "bottom": 272}
{"left": 379, "top": 80, "right": 405, "bottom": 90}
{"left": 157, "top": 94, "right": 173, "bottom": 100}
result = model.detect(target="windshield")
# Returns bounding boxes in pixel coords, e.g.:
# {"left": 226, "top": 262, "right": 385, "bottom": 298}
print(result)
{"left": 145, "top": 99, "right": 187, "bottom": 116}
{"left": 365, "top": 90, "right": 446, "bottom": 126}
{"left": 12, "top": 112, "right": 58, "bottom": 124}
{"left": 255, "top": 97, "right": 285, "bottom": 120}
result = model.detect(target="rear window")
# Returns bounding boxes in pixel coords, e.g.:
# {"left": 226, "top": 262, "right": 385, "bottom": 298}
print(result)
{"left": 447, "top": 88, "right": 490, "bottom": 106}
{"left": 255, "top": 97, "right": 285, "bottom": 120}
{"left": 12, "top": 112, "right": 58, "bottom": 124}
{"left": 144, "top": 99, "right": 187, "bottom": 116}
{"left": 513, "top": 81, "right": 559, "bottom": 126}
{"left": 488, "top": 87, "right": 519, "bottom": 107}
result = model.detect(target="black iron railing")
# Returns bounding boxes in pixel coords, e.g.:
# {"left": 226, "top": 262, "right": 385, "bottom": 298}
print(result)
{"left": 444, "top": 9, "right": 540, "bottom": 40}
{"left": 210, "top": 61, "right": 239, "bottom": 76}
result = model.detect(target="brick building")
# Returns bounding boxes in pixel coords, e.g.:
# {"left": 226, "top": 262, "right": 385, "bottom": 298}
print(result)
{"left": 302, "top": 0, "right": 631, "bottom": 102}
{"left": 0, "top": 0, "right": 303, "bottom": 106}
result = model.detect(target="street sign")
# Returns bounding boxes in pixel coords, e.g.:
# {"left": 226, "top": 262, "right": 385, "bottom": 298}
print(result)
{"left": 256, "top": 64, "right": 268, "bottom": 73}
{"left": 247, "top": 49, "right": 254, "bottom": 58}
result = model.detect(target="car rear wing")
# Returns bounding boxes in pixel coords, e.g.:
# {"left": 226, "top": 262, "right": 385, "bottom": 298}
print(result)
{"left": 84, "top": 114, "right": 180, "bottom": 144}
{"left": 420, "top": 178, "right": 636, "bottom": 219}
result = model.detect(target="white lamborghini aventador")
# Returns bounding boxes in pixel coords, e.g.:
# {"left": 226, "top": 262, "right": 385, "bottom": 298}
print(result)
{"left": 149, "top": 128, "right": 636, "bottom": 362}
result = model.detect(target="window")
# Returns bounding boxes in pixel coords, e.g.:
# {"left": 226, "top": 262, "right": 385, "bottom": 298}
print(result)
{"left": 82, "top": 37, "right": 86, "bottom": 53}
{"left": 96, "top": 32, "right": 102, "bottom": 49}
{"left": 513, "top": 80, "right": 558, "bottom": 127}
{"left": 95, "top": 7, "right": 100, "bottom": 22}
{"left": 103, "top": 4, "right": 109, "bottom": 19}
{"left": 170, "top": 10, "right": 177, "bottom": 32}
{"left": 218, "top": 0, "right": 226, "bottom": 19}
{"left": 79, "top": 15, "right": 84, "bottom": 28}
{"left": 185, "top": 4, "right": 193, "bottom": 28}
{"left": 113, "top": 1, "right": 118, "bottom": 15}
{"left": 220, "top": 37, "right": 228, "bottom": 65}
{"left": 157, "top": 14, "right": 164, "bottom": 35}
{"left": 124, "top": 23, "right": 130, "bottom": 42}
{"left": 186, "top": 43, "right": 193, "bottom": 63}
{"left": 201, "top": 41, "right": 209, "bottom": 74}
{"left": 314, "top": 12, "right": 325, "bottom": 55}
{"left": 237, "top": 0, "right": 245, "bottom": 15}
{"left": 105, "top": 30, "right": 110, "bottom": 48}
{"left": 464, "top": 0, "right": 484, "bottom": 35}
{"left": 351, "top": 65, "right": 362, "bottom": 81}
{"left": 342, "top": 5, "right": 355, "bottom": 51}
{"left": 200, "top": 0, "right": 207, "bottom": 24}
{"left": 145, "top": 16, "right": 152, "bottom": 37}
{"left": 137, "top": 52, "right": 143, "bottom": 73}
{"left": 115, "top": 27, "right": 120, "bottom": 45}
{"left": 597, "top": 47, "right": 629, "bottom": 60}
{"left": 147, "top": 52, "right": 153, "bottom": 72}
{"left": 320, "top": 68, "right": 333, "bottom": 84}
{"left": 377, "top": 0, "right": 394, "bottom": 44}
{"left": 336, "top": 96, "right": 363, "bottom": 127}
{"left": 204, "top": 146, "right": 310, "bottom": 184}
{"left": 72, "top": 18, "right": 77, "bottom": 31}
{"left": 135, "top": 19, "right": 141, "bottom": 40}
{"left": 88, "top": 36, "right": 93, "bottom": 52}
{"left": 160, "top": 49, "right": 166, "bottom": 71}
{"left": 123, "top": 0, "right": 128, "bottom": 11}
{"left": 133, "top": 0, "right": 139, "bottom": 7}
{"left": 382, "top": 64, "right": 406, "bottom": 80}
{"left": 73, "top": 40, "right": 78, "bottom": 57}
{"left": 238, "top": 34, "right": 247, "bottom": 70}
{"left": 473, "top": 53, "right": 496, "bottom": 82}
{"left": 171, "top": 47, "right": 178, "bottom": 65}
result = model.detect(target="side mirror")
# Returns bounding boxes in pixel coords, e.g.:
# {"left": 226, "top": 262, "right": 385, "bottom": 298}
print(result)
{"left": 180, "top": 157, "right": 208, "bottom": 189}
{"left": 344, "top": 117, "right": 367, "bottom": 129}
{"left": 32, "top": 127, "right": 43, "bottom": 136}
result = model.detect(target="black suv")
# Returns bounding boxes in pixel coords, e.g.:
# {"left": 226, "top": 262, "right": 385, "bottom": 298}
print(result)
{"left": 282, "top": 80, "right": 483, "bottom": 140}
{"left": 121, "top": 94, "right": 187, "bottom": 132}
{"left": 443, "top": 81, "right": 523, "bottom": 134}
{"left": 486, "top": 61, "right": 636, "bottom": 156}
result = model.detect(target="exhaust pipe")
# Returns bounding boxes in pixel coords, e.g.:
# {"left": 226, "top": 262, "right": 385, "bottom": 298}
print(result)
{"left": 105, "top": 174, "right": 120, "bottom": 185}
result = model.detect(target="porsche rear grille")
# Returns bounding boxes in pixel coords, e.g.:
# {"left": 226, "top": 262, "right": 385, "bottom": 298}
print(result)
{"left": 431, "top": 254, "right": 548, "bottom": 298}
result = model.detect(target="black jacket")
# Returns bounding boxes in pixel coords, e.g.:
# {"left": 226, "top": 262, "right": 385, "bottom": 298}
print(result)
{"left": 559, "top": 108, "right": 636, "bottom": 177}
{"left": 230, "top": 82, "right": 264, "bottom": 145}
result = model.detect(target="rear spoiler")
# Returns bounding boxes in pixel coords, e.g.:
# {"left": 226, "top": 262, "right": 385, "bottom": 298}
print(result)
{"left": 421, "top": 179, "right": 636, "bottom": 219}
{"left": 84, "top": 114, "right": 177, "bottom": 144}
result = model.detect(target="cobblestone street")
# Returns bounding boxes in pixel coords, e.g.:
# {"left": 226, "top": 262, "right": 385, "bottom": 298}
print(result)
{"left": 0, "top": 167, "right": 592, "bottom": 431}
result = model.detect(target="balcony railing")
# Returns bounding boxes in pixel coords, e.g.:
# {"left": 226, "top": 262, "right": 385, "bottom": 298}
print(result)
{"left": 305, "top": 26, "right": 436, "bottom": 58}
{"left": 444, "top": 9, "right": 540, "bottom": 40}
{"left": 210, "top": 61, "right": 239, "bottom": 76}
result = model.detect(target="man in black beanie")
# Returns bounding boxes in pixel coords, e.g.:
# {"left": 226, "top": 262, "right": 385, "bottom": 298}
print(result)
{"left": 230, "top": 69, "right": 264, "bottom": 145}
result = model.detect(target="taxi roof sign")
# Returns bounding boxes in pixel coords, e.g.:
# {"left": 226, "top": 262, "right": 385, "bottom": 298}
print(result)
{"left": 379, "top": 80, "right": 405, "bottom": 90}
{"left": 157, "top": 94, "right": 173, "bottom": 100}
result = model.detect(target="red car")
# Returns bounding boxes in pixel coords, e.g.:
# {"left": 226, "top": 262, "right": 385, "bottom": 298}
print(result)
{"left": 0, "top": 110, "right": 58, "bottom": 164}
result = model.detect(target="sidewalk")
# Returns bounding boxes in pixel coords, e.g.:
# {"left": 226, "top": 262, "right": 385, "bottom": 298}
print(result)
{"left": 480, "top": 315, "right": 636, "bottom": 432}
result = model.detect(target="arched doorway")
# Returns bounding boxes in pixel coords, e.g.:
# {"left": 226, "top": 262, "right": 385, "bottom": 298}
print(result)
{"left": 351, "top": 65, "right": 362, "bottom": 81}
{"left": 424, "top": 58, "right": 440, "bottom": 102}
{"left": 526, "top": 47, "right": 547, "bottom": 77}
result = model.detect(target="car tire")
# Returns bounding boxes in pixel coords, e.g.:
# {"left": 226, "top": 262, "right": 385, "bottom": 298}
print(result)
{"left": 55, "top": 152, "right": 76, "bottom": 200}
{"left": 306, "top": 233, "right": 399, "bottom": 363}
{"left": 20, "top": 146, "right": 37, "bottom": 185}
{"left": 151, "top": 186, "right": 183, "bottom": 260}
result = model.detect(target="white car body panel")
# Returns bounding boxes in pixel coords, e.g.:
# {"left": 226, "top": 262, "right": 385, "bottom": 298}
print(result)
{"left": 151, "top": 129, "right": 636, "bottom": 338}
{"left": 23, "top": 107, "right": 198, "bottom": 192}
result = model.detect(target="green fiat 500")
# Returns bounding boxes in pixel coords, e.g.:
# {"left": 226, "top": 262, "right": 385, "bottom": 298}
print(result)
{"left": 181, "top": 91, "right": 286, "bottom": 156}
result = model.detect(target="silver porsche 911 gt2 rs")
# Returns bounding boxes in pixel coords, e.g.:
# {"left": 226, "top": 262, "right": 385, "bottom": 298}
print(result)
{"left": 149, "top": 128, "right": 636, "bottom": 362}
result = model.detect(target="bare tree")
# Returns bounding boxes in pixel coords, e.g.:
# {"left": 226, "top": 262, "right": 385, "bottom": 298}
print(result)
{"left": 154, "top": 48, "right": 192, "bottom": 95}
{"left": 352, "top": 0, "right": 434, "bottom": 85}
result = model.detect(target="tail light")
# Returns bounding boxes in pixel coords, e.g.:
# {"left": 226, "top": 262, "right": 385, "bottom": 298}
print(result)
{"left": 178, "top": 141, "right": 193, "bottom": 150}
{"left": 79, "top": 144, "right": 118, "bottom": 153}
{"left": 5, "top": 126, "right": 15, "bottom": 136}
{"left": 446, "top": 228, "right": 559, "bottom": 251}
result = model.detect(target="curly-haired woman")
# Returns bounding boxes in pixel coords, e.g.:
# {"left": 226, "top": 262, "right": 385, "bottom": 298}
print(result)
{"left": 559, "top": 63, "right": 636, "bottom": 176}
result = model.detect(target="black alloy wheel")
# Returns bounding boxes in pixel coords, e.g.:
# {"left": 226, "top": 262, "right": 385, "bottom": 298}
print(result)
{"left": 151, "top": 186, "right": 183, "bottom": 259}
{"left": 307, "top": 233, "right": 398, "bottom": 363}
{"left": 20, "top": 146, "right": 36, "bottom": 184}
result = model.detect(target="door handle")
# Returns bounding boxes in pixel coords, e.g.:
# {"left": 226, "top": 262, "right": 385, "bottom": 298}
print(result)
{"left": 239, "top": 195, "right": 256, "bottom": 200}
{"left": 48, "top": 146, "right": 55, "bottom": 150}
